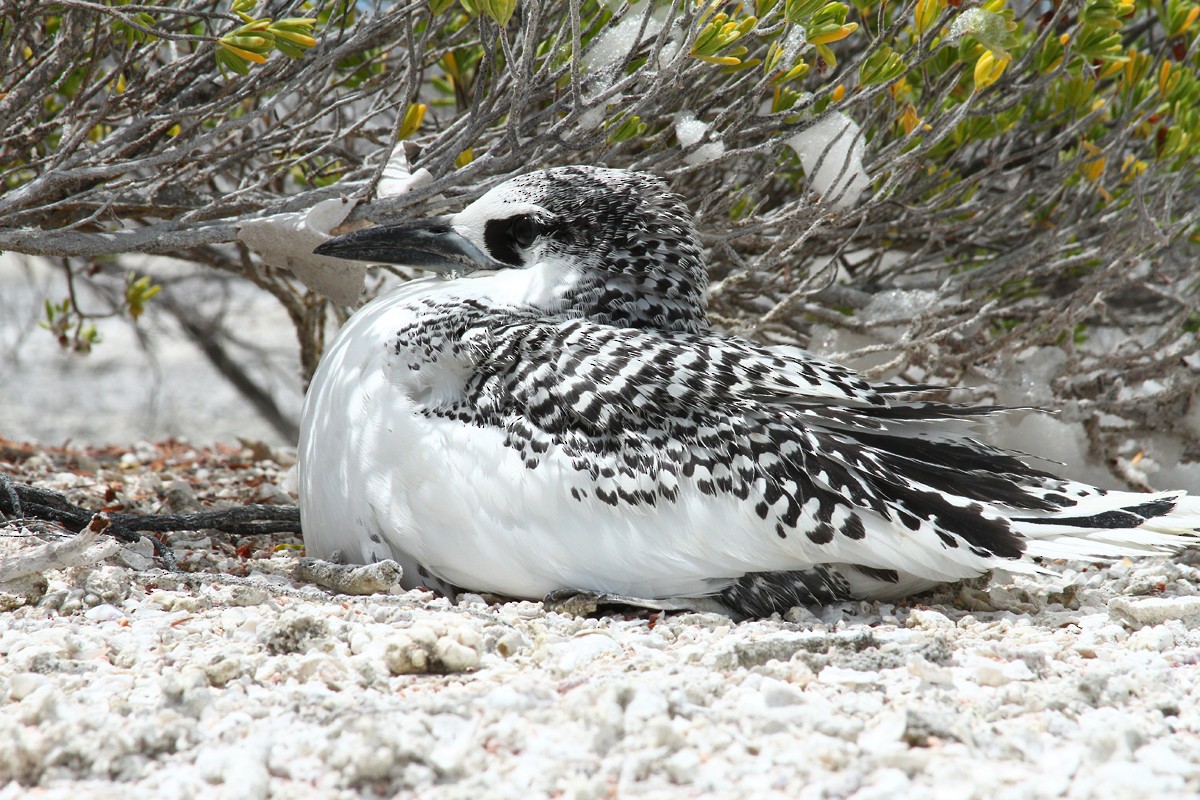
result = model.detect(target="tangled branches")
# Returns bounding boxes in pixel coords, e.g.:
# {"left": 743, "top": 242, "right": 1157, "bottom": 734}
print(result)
{"left": 1, "top": 0, "right": 1198, "bottom": 470}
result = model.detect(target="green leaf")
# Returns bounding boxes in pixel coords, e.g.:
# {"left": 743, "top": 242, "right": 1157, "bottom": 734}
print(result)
{"left": 859, "top": 45, "right": 905, "bottom": 87}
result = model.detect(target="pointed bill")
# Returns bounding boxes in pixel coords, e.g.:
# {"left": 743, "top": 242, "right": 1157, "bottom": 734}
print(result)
{"left": 313, "top": 217, "right": 503, "bottom": 275}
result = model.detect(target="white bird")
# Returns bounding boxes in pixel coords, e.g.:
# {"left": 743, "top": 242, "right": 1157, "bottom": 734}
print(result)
{"left": 297, "top": 165, "right": 1199, "bottom": 618}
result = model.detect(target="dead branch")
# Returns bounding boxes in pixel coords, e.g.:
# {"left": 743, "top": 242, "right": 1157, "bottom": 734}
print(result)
{"left": 2, "top": 0, "right": 1197, "bottom": 473}
{"left": 0, "top": 475, "right": 302, "bottom": 570}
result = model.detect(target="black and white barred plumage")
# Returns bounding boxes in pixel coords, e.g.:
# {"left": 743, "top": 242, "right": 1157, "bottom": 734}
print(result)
{"left": 297, "top": 165, "right": 1199, "bottom": 618}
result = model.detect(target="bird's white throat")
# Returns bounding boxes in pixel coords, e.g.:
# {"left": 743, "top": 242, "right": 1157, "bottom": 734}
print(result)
{"left": 470, "top": 255, "right": 583, "bottom": 313}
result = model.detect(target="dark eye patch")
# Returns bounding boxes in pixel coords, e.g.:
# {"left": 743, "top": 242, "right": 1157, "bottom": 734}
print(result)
{"left": 484, "top": 214, "right": 540, "bottom": 267}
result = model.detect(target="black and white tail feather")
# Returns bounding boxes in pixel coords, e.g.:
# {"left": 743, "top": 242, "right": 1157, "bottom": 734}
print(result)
{"left": 298, "top": 165, "right": 1200, "bottom": 619}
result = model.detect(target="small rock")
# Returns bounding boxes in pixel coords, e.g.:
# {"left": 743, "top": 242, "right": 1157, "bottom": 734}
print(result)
{"left": 83, "top": 566, "right": 131, "bottom": 603}
{"left": 117, "top": 538, "right": 156, "bottom": 570}
{"left": 0, "top": 574, "right": 48, "bottom": 610}
{"left": 665, "top": 749, "right": 702, "bottom": 785}
{"left": 259, "top": 611, "right": 330, "bottom": 655}
{"left": 203, "top": 655, "right": 245, "bottom": 687}
{"left": 228, "top": 584, "right": 271, "bottom": 607}
{"left": 733, "top": 635, "right": 815, "bottom": 668}
{"left": 1135, "top": 742, "right": 1200, "bottom": 777}
{"left": 83, "top": 603, "right": 125, "bottom": 622}
{"left": 384, "top": 626, "right": 437, "bottom": 674}
{"left": 1109, "top": 596, "right": 1200, "bottom": 628}
{"left": 906, "top": 608, "right": 954, "bottom": 630}
{"left": 15, "top": 682, "right": 62, "bottom": 725}
{"left": 490, "top": 628, "right": 529, "bottom": 659}
{"left": 8, "top": 673, "right": 49, "bottom": 702}
{"left": 146, "top": 590, "right": 201, "bottom": 612}
{"left": 1127, "top": 624, "right": 1176, "bottom": 651}
{"left": 958, "top": 584, "right": 1042, "bottom": 614}
{"left": 965, "top": 656, "right": 1034, "bottom": 686}
{"left": 785, "top": 605, "right": 821, "bottom": 624}
{"left": 623, "top": 687, "right": 669, "bottom": 727}
{"left": 384, "top": 624, "right": 481, "bottom": 674}
{"left": 549, "top": 632, "right": 623, "bottom": 673}
{"left": 254, "top": 483, "right": 294, "bottom": 505}
{"left": 436, "top": 633, "right": 481, "bottom": 672}
{"left": 817, "top": 666, "right": 880, "bottom": 686}
{"left": 1046, "top": 583, "right": 1082, "bottom": 609}
{"left": 295, "top": 558, "right": 404, "bottom": 595}
{"left": 761, "top": 677, "right": 806, "bottom": 707}
{"left": 39, "top": 587, "right": 87, "bottom": 615}
{"left": 1083, "top": 760, "right": 1185, "bottom": 795}
{"left": 295, "top": 653, "right": 351, "bottom": 686}
{"left": 857, "top": 712, "right": 908, "bottom": 752}
{"left": 163, "top": 479, "right": 200, "bottom": 512}
{"left": 902, "top": 709, "right": 967, "bottom": 746}
{"left": 195, "top": 742, "right": 270, "bottom": 800}
{"left": 161, "top": 665, "right": 212, "bottom": 717}
{"left": 907, "top": 654, "right": 954, "bottom": 686}
{"left": 852, "top": 766, "right": 911, "bottom": 796}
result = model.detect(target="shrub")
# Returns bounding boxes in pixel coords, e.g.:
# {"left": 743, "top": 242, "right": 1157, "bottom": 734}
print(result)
{"left": 1, "top": 0, "right": 1197, "bottom": 474}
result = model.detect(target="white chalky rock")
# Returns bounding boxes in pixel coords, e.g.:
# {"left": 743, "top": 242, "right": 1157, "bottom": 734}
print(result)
{"left": 296, "top": 558, "right": 405, "bottom": 595}
{"left": 1127, "top": 624, "right": 1177, "bottom": 651}
{"left": 547, "top": 632, "right": 624, "bottom": 674}
{"left": 1109, "top": 596, "right": 1200, "bottom": 627}
{"left": 907, "top": 654, "right": 954, "bottom": 686}
{"left": 963, "top": 655, "right": 1034, "bottom": 687}
{"left": 383, "top": 623, "right": 481, "bottom": 674}
{"left": 82, "top": 565, "right": 131, "bottom": 603}
{"left": 906, "top": 608, "right": 955, "bottom": 631}
{"left": 761, "top": 676, "right": 806, "bottom": 707}
{"left": 83, "top": 602, "right": 125, "bottom": 622}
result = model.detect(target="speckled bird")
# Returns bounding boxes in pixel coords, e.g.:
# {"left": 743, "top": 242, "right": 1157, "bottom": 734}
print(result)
{"left": 297, "top": 165, "right": 1199, "bottom": 618}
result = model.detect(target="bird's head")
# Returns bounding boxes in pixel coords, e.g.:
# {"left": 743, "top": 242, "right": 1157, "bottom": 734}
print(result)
{"left": 314, "top": 165, "right": 709, "bottom": 332}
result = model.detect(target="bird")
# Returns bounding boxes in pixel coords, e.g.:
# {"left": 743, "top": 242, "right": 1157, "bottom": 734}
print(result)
{"left": 296, "top": 165, "right": 1199, "bottom": 619}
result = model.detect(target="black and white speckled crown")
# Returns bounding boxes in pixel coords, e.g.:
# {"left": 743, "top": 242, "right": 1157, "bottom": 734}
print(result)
{"left": 496, "top": 166, "right": 711, "bottom": 334}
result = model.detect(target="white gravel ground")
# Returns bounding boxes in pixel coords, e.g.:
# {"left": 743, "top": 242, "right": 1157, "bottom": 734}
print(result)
{"left": 3, "top": 444, "right": 1200, "bottom": 800}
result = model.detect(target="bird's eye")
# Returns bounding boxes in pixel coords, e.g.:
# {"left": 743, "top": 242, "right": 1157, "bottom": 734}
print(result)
{"left": 510, "top": 215, "right": 538, "bottom": 249}
{"left": 484, "top": 214, "right": 542, "bottom": 266}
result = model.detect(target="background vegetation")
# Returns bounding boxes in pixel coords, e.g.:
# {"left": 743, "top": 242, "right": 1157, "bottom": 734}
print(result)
{"left": 2, "top": 0, "right": 1198, "bottom": 482}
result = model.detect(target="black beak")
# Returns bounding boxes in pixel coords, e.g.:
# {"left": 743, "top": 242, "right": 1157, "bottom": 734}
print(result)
{"left": 313, "top": 216, "right": 499, "bottom": 275}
